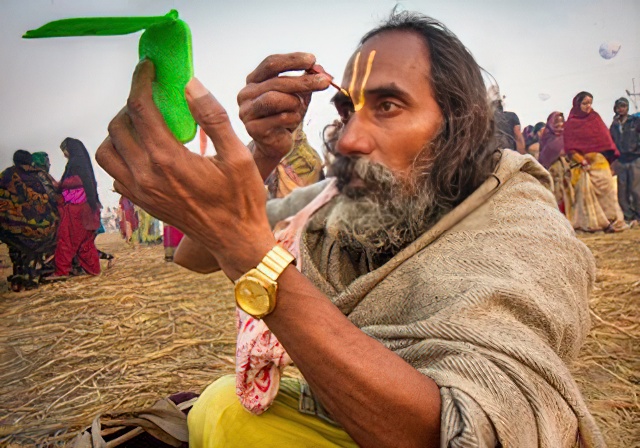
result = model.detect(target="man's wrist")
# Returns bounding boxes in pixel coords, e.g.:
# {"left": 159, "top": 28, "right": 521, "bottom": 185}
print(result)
{"left": 215, "top": 234, "right": 279, "bottom": 281}
{"left": 253, "top": 142, "right": 290, "bottom": 180}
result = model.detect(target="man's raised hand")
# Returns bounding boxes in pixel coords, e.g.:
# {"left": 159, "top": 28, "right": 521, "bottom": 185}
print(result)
{"left": 238, "top": 53, "right": 332, "bottom": 163}
{"left": 96, "top": 59, "right": 276, "bottom": 280}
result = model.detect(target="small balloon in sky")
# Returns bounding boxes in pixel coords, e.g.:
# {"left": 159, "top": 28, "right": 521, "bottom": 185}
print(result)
{"left": 393, "top": 1, "right": 407, "bottom": 13}
{"left": 538, "top": 93, "right": 551, "bottom": 101}
{"left": 599, "top": 41, "right": 622, "bottom": 59}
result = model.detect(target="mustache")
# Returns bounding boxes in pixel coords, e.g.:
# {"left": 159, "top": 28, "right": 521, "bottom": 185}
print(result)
{"left": 325, "top": 152, "right": 440, "bottom": 264}
{"left": 329, "top": 154, "right": 401, "bottom": 199}
{"left": 328, "top": 154, "right": 356, "bottom": 191}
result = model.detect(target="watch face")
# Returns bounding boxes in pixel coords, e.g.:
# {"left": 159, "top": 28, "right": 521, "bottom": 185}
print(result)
{"left": 235, "top": 277, "right": 271, "bottom": 317}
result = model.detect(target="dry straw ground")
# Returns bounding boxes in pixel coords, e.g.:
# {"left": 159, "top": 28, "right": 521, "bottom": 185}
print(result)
{"left": 0, "top": 229, "right": 638, "bottom": 446}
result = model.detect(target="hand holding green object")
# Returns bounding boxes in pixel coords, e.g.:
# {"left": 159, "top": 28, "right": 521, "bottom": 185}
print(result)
{"left": 23, "top": 10, "right": 196, "bottom": 143}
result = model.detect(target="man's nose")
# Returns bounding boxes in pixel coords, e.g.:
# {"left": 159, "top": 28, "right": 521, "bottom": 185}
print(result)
{"left": 335, "top": 113, "right": 374, "bottom": 157}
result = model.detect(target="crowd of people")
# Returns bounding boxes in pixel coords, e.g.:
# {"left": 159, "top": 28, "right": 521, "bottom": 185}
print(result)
{"left": 496, "top": 94, "right": 640, "bottom": 231}
{"left": 116, "top": 194, "right": 186, "bottom": 261}
{"left": 0, "top": 138, "right": 116, "bottom": 291}
{"left": 0, "top": 124, "right": 327, "bottom": 290}
{"left": 4, "top": 97, "right": 634, "bottom": 294}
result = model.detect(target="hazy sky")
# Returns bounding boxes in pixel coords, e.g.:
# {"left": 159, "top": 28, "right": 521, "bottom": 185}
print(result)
{"left": 1, "top": 0, "right": 639, "bottom": 208}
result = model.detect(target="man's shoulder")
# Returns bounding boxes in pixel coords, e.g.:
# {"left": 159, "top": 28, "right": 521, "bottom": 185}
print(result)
{"left": 448, "top": 170, "right": 563, "bottom": 237}
{"left": 609, "top": 120, "right": 617, "bottom": 131}
{"left": 629, "top": 115, "right": 640, "bottom": 127}
{"left": 447, "top": 152, "right": 560, "bottom": 234}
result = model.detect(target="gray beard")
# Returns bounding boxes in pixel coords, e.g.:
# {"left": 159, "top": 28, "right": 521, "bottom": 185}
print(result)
{"left": 325, "top": 154, "right": 441, "bottom": 265}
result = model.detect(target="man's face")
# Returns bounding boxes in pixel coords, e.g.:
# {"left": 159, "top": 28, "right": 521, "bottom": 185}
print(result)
{"left": 323, "top": 31, "right": 447, "bottom": 262}
{"left": 332, "top": 30, "right": 443, "bottom": 178}
{"left": 615, "top": 103, "right": 629, "bottom": 117}
{"left": 580, "top": 96, "right": 593, "bottom": 114}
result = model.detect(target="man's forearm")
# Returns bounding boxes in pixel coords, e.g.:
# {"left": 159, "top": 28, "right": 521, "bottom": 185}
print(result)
{"left": 264, "top": 267, "right": 441, "bottom": 448}
{"left": 253, "top": 146, "right": 284, "bottom": 180}
{"left": 173, "top": 235, "right": 220, "bottom": 273}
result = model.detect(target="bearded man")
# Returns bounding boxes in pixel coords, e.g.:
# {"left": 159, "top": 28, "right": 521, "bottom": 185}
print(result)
{"left": 97, "top": 11, "right": 604, "bottom": 448}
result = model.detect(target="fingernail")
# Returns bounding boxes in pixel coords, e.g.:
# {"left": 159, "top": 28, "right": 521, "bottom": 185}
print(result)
{"left": 186, "top": 77, "right": 208, "bottom": 99}
{"left": 315, "top": 74, "right": 331, "bottom": 83}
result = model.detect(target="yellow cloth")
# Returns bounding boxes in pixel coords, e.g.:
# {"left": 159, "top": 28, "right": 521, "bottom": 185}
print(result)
{"left": 569, "top": 152, "right": 626, "bottom": 231}
{"left": 548, "top": 157, "right": 574, "bottom": 217}
{"left": 188, "top": 375, "right": 357, "bottom": 448}
{"left": 136, "top": 207, "right": 162, "bottom": 243}
{"left": 267, "top": 130, "right": 324, "bottom": 199}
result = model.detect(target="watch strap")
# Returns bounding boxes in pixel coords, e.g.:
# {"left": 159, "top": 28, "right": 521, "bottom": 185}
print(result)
{"left": 256, "top": 244, "right": 295, "bottom": 281}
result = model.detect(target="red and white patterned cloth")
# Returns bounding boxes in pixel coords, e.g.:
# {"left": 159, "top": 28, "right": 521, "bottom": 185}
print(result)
{"left": 235, "top": 179, "right": 338, "bottom": 414}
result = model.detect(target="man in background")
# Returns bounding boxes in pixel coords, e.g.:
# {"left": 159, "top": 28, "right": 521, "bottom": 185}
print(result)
{"left": 610, "top": 97, "right": 640, "bottom": 225}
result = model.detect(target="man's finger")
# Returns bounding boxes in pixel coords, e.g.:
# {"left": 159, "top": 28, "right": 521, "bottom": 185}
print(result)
{"left": 245, "top": 112, "right": 304, "bottom": 140}
{"left": 246, "top": 53, "right": 316, "bottom": 84}
{"left": 96, "top": 136, "right": 135, "bottom": 189}
{"left": 185, "top": 77, "right": 245, "bottom": 161}
{"left": 237, "top": 73, "right": 330, "bottom": 105}
{"left": 244, "top": 119, "right": 300, "bottom": 157}
{"left": 239, "top": 91, "right": 306, "bottom": 122}
{"left": 126, "top": 59, "right": 173, "bottom": 147}
{"left": 108, "top": 108, "right": 148, "bottom": 168}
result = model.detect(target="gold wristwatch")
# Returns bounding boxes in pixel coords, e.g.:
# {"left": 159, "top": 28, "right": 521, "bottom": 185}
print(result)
{"left": 234, "top": 245, "right": 295, "bottom": 319}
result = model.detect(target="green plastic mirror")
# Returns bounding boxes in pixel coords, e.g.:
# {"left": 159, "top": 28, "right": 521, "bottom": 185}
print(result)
{"left": 24, "top": 10, "right": 196, "bottom": 143}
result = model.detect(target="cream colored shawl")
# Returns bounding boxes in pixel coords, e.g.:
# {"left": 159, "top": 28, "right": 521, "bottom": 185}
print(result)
{"left": 294, "top": 150, "right": 604, "bottom": 447}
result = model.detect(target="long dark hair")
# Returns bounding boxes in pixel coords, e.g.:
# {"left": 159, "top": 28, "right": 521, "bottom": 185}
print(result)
{"left": 60, "top": 137, "right": 101, "bottom": 211}
{"left": 351, "top": 12, "right": 498, "bottom": 211}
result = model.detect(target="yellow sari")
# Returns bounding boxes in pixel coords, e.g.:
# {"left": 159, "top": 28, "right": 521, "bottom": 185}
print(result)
{"left": 569, "top": 153, "right": 626, "bottom": 231}
{"left": 548, "top": 156, "right": 573, "bottom": 217}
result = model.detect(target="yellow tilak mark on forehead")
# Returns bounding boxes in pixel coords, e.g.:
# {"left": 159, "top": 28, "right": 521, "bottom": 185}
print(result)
{"left": 349, "top": 51, "right": 377, "bottom": 112}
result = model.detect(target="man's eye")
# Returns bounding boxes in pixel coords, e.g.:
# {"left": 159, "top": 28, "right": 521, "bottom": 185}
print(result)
{"left": 379, "top": 101, "right": 398, "bottom": 113}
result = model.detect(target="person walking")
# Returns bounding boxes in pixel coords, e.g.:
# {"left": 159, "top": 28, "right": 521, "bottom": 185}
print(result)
{"left": 51, "top": 138, "right": 101, "bottom": 277}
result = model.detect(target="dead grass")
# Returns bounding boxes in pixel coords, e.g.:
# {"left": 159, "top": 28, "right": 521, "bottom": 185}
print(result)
{"left": 0, "top": 235, "right": 236, "bottom": 446}
{"left": 569, "top": 228, "right": 640, "bottom": 447}
{"left": 0, "top": 228, "right": 638, "bottom": 446}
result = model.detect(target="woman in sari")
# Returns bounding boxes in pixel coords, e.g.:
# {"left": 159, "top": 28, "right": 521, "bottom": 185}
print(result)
{"left": 564, "top": 91, "right": 626, "bottom": 232}
{"left": 163, "top": 224, "right": 184, "bottom": 262}
{"left": 136, "top": 206, "right": 162, "bottom": 244}
{"left": 51, "top": 138, "right": 102, "bottom": 277}
{"left": 31, "top": 152, "right": 59, "bottom": 197}
{"left": 539, "top": 112, "right": 573, "bottom": 215}
{"left": 118, "top": 196, "right": 138, "bottom": 244}
{"left": 0, "top": 150, "right": 60, "bottom": 290}
{"left": 525, "top": 122, "right": 545, "bottom": 160}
